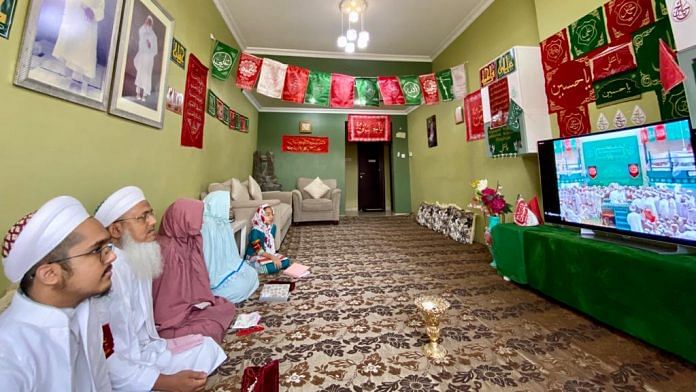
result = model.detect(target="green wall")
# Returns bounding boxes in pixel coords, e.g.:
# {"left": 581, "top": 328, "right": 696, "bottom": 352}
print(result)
{"left": 257, "top": 113, "right": 412, "bottom": 214}
{"left": 408, "top": 0, "right": 542, "bottom": 243}
{"left": 0, "top": 0, "right": 257, "bottom": 293}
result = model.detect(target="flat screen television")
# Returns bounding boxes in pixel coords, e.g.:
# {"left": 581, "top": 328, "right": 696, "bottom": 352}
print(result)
{"left": 537, "top": 117, "right": 696, "bottom": 248}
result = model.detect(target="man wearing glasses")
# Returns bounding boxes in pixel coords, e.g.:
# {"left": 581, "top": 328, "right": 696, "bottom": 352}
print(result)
{"left": 95, "top": 186, "right": 225, "bottom": 392}
{"left": 0, "top": 196, "right": 116, "bottom": 391}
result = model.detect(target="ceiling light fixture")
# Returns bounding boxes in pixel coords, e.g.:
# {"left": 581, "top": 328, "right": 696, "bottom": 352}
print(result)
{"left": 337, "top": 0, "right": 368, "bottom": 54}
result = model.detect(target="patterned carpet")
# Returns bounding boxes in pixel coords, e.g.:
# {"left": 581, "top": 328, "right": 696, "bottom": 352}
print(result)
{"left": 211, "top": 216, "right": 696, "bottom": 391}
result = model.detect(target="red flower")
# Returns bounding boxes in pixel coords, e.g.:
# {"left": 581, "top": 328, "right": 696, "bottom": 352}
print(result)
{"left": 491, "top": 198, "right": 507, "bottom": 214}
{"left": 481, "top": 188, "right": 497, "bottom": 197}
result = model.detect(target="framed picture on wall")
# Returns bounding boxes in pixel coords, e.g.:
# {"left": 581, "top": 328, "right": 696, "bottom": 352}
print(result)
{"left": 109, "top": 0, "right": 174, "bottom": 128}
{"left": 427, "top": 115, "right": 437, "bottom": 148}
{"left": 454, "top": 106, "right": 464, "bottom": 124}
{"left": 299, "top": 120, "right": 312, "bottom": 133}
{"left": 14, "top": 0, "right": 125, "bottom": 111}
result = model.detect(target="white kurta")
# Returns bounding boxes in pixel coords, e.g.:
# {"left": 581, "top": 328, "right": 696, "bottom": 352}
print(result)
{"left": 106, "top": 247, "right": 226, "bottom": 391}
{"left": 0, "top": 292, "right": 112, "bottom": 391}
{"left": 52, "top": 0, "right": 105, "bottom": 79}
{"left": 133, "top": 25, "right": 158, "bottom": 95}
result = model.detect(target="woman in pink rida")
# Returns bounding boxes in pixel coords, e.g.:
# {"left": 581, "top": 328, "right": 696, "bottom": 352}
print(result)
{"left": 133, "top": 15, "right": 158, "bottom": 101}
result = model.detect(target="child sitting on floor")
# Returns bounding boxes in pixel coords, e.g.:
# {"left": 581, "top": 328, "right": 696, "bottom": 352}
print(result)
{"left": 246, "top": 204, "right": 292, "bottom": 274}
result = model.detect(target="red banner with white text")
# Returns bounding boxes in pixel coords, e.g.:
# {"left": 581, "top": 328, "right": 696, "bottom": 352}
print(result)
{"left": 282, "top": 135, "right": 330, "bottom": 153}
{"left": 347, "top": 115, "right": 391, "bottom": 142}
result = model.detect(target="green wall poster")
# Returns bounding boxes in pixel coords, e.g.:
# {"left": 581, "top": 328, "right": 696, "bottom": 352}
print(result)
{"left": 487, "top": 125, "right": 521, "bottom": 158}
{"left": 0, "top": 0, "right": 17, "bottom": 39}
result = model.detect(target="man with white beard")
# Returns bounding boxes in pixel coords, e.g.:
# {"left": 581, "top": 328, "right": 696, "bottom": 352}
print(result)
{"left": 95, "top": 186, "right": 226, "bottom": 391}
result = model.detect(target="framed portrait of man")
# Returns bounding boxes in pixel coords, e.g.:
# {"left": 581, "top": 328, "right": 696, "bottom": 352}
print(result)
{"left": 14, "top": 0, "right": 124, "bottom": 110}
{"left": 427, "top": 115, "right": 437, "bottom": 148}
{"left": 109, "top": 0, "right": 174, "bottom": 128}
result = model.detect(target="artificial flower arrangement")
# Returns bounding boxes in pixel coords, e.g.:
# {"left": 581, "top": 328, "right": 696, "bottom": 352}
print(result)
{"left": 469, "top": 179, "right": 513, "bottom": 216}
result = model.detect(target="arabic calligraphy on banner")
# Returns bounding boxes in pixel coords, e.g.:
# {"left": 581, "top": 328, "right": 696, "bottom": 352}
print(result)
{"left": 281, "top": 135, "right": 330, "bottom": 153}
{"left": 479, "top": 61, "right": 497, "bottom": 87}
{"left": 594, "top": 70, "right": 642, "bottom": 106}
{"left": 488, "top": 77, "right": 510, "bottom": 129}
{"left": 346, "top": 115, "right": 391, "bottom": 142}
{"left": 544, "top": 59, "right": 595, "bottom": 112}
{"left": 590, "top": 43, "right": 638, "bottom": 81}
{"left": 479, "top": 50, "right": 518, "bottom": 87}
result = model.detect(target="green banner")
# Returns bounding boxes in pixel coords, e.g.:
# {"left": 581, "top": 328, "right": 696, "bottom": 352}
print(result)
{"left": 582, "top": 136, "right": 642, "bottom": 187}
{"left": 436, "top": 69, "right": 454, "bottom": 101}
{"left": 0, "top": 0, "right": 17, "bottom": 39}
{"left": 399, "top": 75, "right": 423, "bottom": 105}
{"left": 657, "top": 84, "right": 690, "bottom": 121}
{"left": 487, "top": 125, "right": 521, "bottom": 158}
{"left": 222, "top": 103, "right": 230, "bottom": 125}
{"left": 569, "top": 7, "right": 608, "bottom": 58}
{"left": 594, "top": 71, "right": 642, "bottom": 107}
{"left": 170, "top": 37, "right": 186, "bottom": 69}
{"left": 507, "top": 99, "right": 523, "bottom": 132}
{"left": 355, "top": 78, "right": 380, "bottom": 107}
{"left": 210, "top": 40, "right": 239, "bottom": 80}
{"left": 206, "top": 90, "right": 217, "bottom": 117}
{"left": 655, "top": 0, "right": 668, "bottom": 20}
{"left": 304, "top": 71, "right": 331, "bottom": 107}
{"left": 633, "top": 19, "right": 675, "bottom": 92}
{"left": 496, "top": 50, "right": 516, "bottom": 79}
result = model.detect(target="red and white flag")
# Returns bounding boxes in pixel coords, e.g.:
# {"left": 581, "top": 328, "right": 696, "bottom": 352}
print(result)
{"left": 377, "top": 76, "right": 405, "bottom": 105}
{"left": 235, "top": 52, "right": 263, "bottom": 90}
{"left": 659, "top": 39, "right": 686, "bottom": 94}
{"left": 330, "top": 73, "right": 355, "bottom": 108}
{"left": 256, "top": 58, "right": 288, "bottom": 99}
{"left": 451, "top": 64, "right": 468, "bottom": 99}
{"left": 513, "top": 196, "right": 542, "bottom": 226}
{"left": 419, "top": 74, "right": 440, "bottom": 105}
{"left": 282, "top": 65, "right": 310, "bottom": 103}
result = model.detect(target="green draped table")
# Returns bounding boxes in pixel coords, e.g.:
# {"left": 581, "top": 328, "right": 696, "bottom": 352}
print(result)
{"left": 491, "top": 223, "right": 696, "bottom": 363}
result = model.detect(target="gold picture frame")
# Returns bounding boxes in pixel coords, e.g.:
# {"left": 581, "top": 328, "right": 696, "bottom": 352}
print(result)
{"left": 299, "top": 121, "right": 312, "bottom": 133}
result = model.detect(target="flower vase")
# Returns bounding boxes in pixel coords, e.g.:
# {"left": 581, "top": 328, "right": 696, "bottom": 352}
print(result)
{"left": 485, "top": 215, "right": 501, "bottom": 268}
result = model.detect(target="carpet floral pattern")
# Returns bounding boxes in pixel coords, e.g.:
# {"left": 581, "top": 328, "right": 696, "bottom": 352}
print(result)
{"left": 211, "top": 216, "right": 695, "bottom": 391}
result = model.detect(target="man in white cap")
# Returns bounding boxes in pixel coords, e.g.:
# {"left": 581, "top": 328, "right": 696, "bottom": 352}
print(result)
{"left": 0, "top": 196, "right": 116, "bottom": 391}
{"left": 95, "top": 186, "right": 226, "bottom": 392}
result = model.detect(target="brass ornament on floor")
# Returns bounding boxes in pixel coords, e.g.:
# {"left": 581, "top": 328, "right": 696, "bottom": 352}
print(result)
{"left": 414, "top": 295, "right": 451, "bottom": 359}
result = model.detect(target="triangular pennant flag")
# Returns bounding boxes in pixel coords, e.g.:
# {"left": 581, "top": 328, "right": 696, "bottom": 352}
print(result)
{"left": 377, "top": 76, "right": 405, "bottom": 105}
{"left": 451, "top": 64, "right": 468, "bottom": 99}
{"left": 235, "top": 52, "right": 263, "bottom": 90}
{"left": 514, "top": 197, "right": 540, "bottom": 227}
{"left": 330, "top": 73, "right": 355, "bottom": 108}
{"left": 659, "top": 39, "right": 686, "bottom": 94}
{"left": 398, "top": 75, "right": 423, "bottom": 105}
{"left": 281, "top": 65, "right": 310, "bottom": 104}
{"left": 528, "top": 197, "right": 544, "bottom": 224}
{"left": 256, "top": 58, "right": 288, "bottom": 99}
{"left": 419, "top": 74, "right": 440, "bottom": 105}
{"left": 666, "top": 0, "right": 696, "bottom": 51}
{"left": 304, "top": 71, "right": 331, "bottom": 107}
{"left": 210, "top": 40, "right": 239, "bottom": 80}
{"left": 507, "top": 99, "right": 524, "bottom": 132}
{"left": 435, "top": 69, "right": 455, "bottom": 101}
{"left": 355, "top": 78, "right": 380, "bottom": 107}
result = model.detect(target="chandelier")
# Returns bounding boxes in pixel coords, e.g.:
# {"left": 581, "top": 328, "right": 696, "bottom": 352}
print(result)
{"left": 336, "top": 0, "right": 369, "bottom": 54}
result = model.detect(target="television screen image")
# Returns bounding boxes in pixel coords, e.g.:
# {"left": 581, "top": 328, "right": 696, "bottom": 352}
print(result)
{"left": 538, "top": 118, "right": 696, "bottom": 247}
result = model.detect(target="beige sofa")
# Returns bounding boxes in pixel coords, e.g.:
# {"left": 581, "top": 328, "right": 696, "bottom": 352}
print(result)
{"left": 201, "top": 179, "right": 292, "bottom": 249}
{"left": 292, "top": 177, "right": 341, "bottom": 224}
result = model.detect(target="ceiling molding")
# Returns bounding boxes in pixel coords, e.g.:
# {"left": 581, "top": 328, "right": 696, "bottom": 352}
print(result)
{"left": 244, "top": 47, "right": 432, "bottom": 63}
{"left": 430, "top": 0, "right": 495, "bottom": 60}
{"left": 212, "top": 0, "right": 247, "bottom": 50}
{"left": 243, "top": 91, "right": 421, "bottom": 115}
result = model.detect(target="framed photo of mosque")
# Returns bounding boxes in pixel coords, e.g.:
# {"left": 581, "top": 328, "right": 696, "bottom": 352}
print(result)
{"left": 13, "top": 0, "right": 125, "bottom": 111}
{"left": 109, "top": 0, "right": 174, "bottom": 128}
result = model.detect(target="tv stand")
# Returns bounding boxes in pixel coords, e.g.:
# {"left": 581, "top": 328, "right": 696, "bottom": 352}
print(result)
{"left": 579, "top": 228, "right": 696, "bottom": 255}
{"left": 490, "top": 223, "right": 696, "bottom": 363}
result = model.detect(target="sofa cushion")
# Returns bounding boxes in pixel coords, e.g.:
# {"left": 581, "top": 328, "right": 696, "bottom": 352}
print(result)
{"left": 230, "top": 199, "right": 280, "bottom": 209}
{"left": 231, "top": 178, "right": 250, "bottom": 201}
{"left": 302, "top": 198, "right": 333, "bottom": 212}
{"left": 208, "top": 182, "right": 230, "bottom": 194}
{"left": 298, "top": 177, "right": 337, "bottom": 199}
{"left": 304, "top": 177, "right": 331, "bottom": 199}
{"left": 248, "top": 176, "right": 263, "bottom": 201}
{"left": 273, "top": 203, "right": 292, "bottom": 227}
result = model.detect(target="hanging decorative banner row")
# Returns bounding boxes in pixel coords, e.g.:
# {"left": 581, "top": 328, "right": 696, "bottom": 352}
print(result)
{"left": 537, "top": 0, "right": 692, "bottom": 138}
{"left": 234, "top": 52, "right": 467, "bottom": 108}
{"left": 206, "top": 89, "right": 249, "bottom": 132}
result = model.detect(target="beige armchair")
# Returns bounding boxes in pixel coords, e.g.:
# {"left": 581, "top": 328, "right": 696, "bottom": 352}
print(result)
{"left": 291, "top": 177, "right": 341, "bottom": 224}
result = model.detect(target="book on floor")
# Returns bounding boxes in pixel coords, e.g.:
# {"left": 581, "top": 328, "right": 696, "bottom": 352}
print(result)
{"left": 259, "top": 283, "right": 290, "bottom": 302}
{"left": 283, "top": 263, "right": 310, "bottom": 278}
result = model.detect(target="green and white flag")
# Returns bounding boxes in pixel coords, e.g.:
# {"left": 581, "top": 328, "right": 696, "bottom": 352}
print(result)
{"left": 304, "top": 71, "right": 331, "bottom": 107}
{"left": 398, "top": 75, "right": 423, "bottom": 105}
{"left": 355, "top": 78, "right": 380, "bottom": 107}
{"left": 507, "top": 99, "right": 524, "bottom": 132}
{"left": 211, "top": 40, "right": 239, "bottom": 80}
{"left": 436, "top": 69, "right": 455, "bottom": 101}
{"left": 206, "top": 89, "right": 217, "bottom": 117}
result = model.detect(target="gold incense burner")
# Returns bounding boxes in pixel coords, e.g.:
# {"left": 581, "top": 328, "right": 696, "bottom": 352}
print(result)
{"left": 414, "top": 295, "right": 451, "bottom": 359}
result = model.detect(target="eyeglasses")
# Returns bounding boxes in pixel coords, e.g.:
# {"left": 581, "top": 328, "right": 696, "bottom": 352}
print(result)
{"left": 115, "top": 210, "right": 155, "bottom": 224}
{"left": 48, "top": 243, "right": 114, "bottom": 265}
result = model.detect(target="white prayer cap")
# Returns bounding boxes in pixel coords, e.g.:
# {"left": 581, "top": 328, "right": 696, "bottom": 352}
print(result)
{"left": 94, "top": 186, "right": 146, "bottom": 227}
{"left": 2, "top": 196, "right": 89, "bottom": 283}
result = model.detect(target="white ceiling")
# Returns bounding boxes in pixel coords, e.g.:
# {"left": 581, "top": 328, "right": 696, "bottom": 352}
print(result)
{"left": 213, "top": 0, "right": 494, "bottom": 113}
